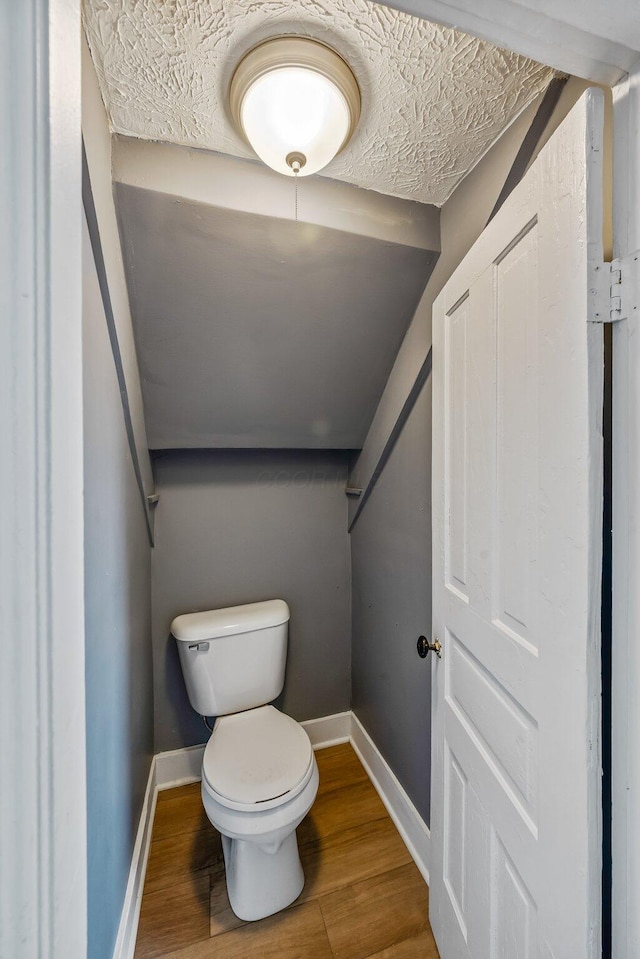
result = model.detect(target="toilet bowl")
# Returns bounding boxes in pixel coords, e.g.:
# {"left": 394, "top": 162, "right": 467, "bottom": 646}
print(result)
{"left": 201, "top": 705, "right": 319, "bottom": 920}
{"left": 172, "top": 600, "right": 318, "bottom": 921}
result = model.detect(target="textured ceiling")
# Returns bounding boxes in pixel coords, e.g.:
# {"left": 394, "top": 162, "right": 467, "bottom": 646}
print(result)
{"left": 83, "top": 0, "right": 554, "bottom": 206}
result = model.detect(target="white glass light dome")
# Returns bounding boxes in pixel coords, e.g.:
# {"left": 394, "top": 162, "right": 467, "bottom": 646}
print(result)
{"left": 230, "top": 37, "right": 361, "bottom": 178}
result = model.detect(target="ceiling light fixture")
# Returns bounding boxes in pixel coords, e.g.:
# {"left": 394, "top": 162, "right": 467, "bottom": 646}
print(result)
{"left": 229, "top": 37, "right": 361, "bottom": 178}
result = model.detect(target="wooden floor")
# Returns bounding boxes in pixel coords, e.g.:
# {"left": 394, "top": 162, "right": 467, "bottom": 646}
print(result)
{"left": 134, "top": 743, "right": 440, "bottom": 959}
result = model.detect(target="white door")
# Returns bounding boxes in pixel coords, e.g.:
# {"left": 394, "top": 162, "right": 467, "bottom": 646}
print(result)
{"left": 430, "top": 91, "right": 605, "bottom": 959}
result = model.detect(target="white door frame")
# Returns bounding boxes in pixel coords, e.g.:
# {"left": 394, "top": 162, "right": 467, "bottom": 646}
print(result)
{"left": 611, "top": 63, "right": 640, "bottom": 959}
{"left": 3, "top": 1, "right": 638, "bottom": 956}
{"left": 0, "top": 2, "right": 86, "bottom": 958}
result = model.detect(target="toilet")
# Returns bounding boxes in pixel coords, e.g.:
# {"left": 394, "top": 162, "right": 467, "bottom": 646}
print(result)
{"left": 171, "top": 599, "right": 318, "bottom": 922}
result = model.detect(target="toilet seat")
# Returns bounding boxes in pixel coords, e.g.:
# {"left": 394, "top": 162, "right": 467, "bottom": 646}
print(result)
{"left": 202, "top": 705, "right": 313, "bottom": 812}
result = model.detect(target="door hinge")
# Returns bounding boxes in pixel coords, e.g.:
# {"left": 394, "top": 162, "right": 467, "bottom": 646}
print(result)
{"left": 589, "top": 251, "right": 640, "bottom": 323}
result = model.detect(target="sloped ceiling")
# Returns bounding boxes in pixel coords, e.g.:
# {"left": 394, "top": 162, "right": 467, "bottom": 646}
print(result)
{"left": 83, "top": 0, "right": 554, "bottom": 206}
{"left": 115, "top": 173, "right": 438, "bottom": 449}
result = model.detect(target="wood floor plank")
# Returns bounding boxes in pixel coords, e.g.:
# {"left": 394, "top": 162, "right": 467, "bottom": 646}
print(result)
{"left": 298, "top": 777, "right": 388, "bottom": 848}
{"left": 362, "top": 930, "right": 441, "bottom": 959}
{"left": 209, "top": 860, "right": 246, "bottom": 938}
{"left": 298, "top": 816, "right": 412, "bottom": 903}
{"left": 319, "top": 862, "right": 430, "bottom": 959}
{"left": 153, "top": 787, "right": 209, "bottom": 842}
{"left": 144, "top": 826, "right": 223, "bottom": 894}
{"left": 134, "top": 874, "right": 210, "bottom": 959}
{"left": 315, "top": 743, "right": 368, "bottom": 797}
{"left": 160, "top": 900, "right": 334, "bottom": 959}
{"left": 156, "top": 782, "right": 201, "bottom": 805}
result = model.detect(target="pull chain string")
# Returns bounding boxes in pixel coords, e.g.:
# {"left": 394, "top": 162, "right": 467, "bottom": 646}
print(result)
{"left": 294, "top": 171, "right": 298, "bottom": 222}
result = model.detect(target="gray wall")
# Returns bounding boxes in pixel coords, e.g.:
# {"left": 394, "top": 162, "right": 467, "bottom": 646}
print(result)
{"left": 116, "top": 182, "right": 436, "bottom": 451}
{"left": 151, "top": 450, "right": 352, "bottom": 752}
{"left": 83, "top": 219, "right": 154, "bottom": 959}
{"left": 351, "top": 380, "right": 432, "bottom": 823}
{"left": 83, "top": 37, "right": 156, "bottom": 959}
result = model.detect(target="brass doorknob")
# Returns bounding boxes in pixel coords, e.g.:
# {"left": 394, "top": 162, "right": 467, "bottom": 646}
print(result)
{"left": 417, "top": 636, "right": 442, "bottom": 659}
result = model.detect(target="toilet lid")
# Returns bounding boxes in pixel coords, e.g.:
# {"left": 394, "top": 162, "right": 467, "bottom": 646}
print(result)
{"left": 202, "top": 705, "right": 312, "bottom": 805}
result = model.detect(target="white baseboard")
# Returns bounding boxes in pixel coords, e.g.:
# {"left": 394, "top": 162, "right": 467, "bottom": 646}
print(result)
{"left": 152, "top": 712, "right": 352, "bottom": 791}
{"left": 110, "top": 741, "right": 207, "bottom": 959}
{"left": 303, "top": 711, "right": 351, "bottom": 749}
{"left": 112, "top": 710, "right": 430, "bottom": 959}
{"left": 111, "top": 757, "right": 158, "bottom": 959}
{"left": 155, "top": 742, "right": 205, "bottom": 790}
{"left": 350, "top": 712, "right": 431, "bottom": 885}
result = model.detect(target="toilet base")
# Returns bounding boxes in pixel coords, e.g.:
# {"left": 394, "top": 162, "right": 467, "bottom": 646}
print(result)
{"left": 221, "top": 830, "right": 304, "bottom": 921}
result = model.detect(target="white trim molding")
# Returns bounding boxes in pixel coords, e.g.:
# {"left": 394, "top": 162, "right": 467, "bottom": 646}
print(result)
{"left": 154, "top": 712, "right": 353, "bottom": 792}
{"left": 303, "top": 711, "right": 352, "bottom": 750}
{"left": 350, "top": 713, "right": 431, "bottom": 884}
{"left": 155, "top": 744, "right": 206, "bottom": 791}
{"left": 612, "top": 60, "right": 640, "bottom": 959}
{"left": 111, "top": 762, "right": 158, "bottom": 959}
{"left": 155, "top": 712, "right": 352, "bottom": 790}
{"left": 0, "top": 2, "right": 85, "bottom": 958}
{"left": 113, "top": 711, "right": 430, "bottom": 959}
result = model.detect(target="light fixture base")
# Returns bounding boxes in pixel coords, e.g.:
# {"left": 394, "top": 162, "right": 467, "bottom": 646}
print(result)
{"left": 286, "top": 152, "right": 307, "bottom": 174}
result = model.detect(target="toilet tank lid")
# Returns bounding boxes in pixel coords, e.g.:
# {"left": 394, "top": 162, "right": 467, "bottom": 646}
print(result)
{"left": 171, "top": 599, "right": 290, "bottom": 643}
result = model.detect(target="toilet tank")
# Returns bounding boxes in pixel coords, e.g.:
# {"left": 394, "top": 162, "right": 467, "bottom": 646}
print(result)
{"left": 172, "top": 599, "right": 289, "bottom": 717}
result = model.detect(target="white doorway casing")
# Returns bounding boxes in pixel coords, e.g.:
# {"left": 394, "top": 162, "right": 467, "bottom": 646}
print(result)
{"left": 0, "top": 2, "right": 86, "bottom": 958}
{"left": 611, "top": 61, "right": 640, "bottom": 959}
